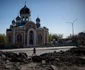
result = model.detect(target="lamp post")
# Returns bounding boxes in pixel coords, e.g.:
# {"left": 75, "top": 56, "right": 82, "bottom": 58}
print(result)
{"left": 67, "top": 19, "right": 77, "bottom": 36}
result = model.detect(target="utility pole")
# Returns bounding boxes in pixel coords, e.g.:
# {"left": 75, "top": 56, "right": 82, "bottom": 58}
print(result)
{"left": 67, "top": 19, "right": 77, "bottom": 36}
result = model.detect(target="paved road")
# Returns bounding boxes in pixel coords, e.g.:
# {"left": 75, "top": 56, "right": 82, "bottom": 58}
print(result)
{"left": 1, "top": 46, "right": 75, "bottom": 56}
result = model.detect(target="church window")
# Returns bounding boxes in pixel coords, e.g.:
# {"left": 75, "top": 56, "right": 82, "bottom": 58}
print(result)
{"left": 23, "top": 18, "right": 25, "bottom": 21}
{"left": 29, "top": 31, "right": 34, "bottom": 45}
{"left": 26, "top": 17, "right": 28, "bottom": 21}
{"left": 29, "top": 24, "right": 32, "bottom": 28}
{"left": 22, "top": 17, "right": 25, "bottom": 21}
{"left": 8, "top": 36, "right": 11, "bottom": 42}
{"left": 29, "top": 31, "right": 33, "bottom": 39}
{"left": 38, "top": 34, "right": 42, "bottom": 42}
{"left": 17, "top": 33, "right": 22, "bottom": 42}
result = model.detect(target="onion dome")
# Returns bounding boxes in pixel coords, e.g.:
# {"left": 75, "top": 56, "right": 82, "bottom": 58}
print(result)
{"left": 16, "top": 16, "right": 21, "bottom": 20}
{"left": 36, "top": 17, "right": 40, "bottom": 22}
{"left": 20, "top": 5, "right": 30, "bottom": 15}
{"left": 36, "top": 17, "right": 40, "bottom": 28}
{"left": 12, "top": 19, "right": 16, "bottom": 25}
{"left": 12, "top": 20, "right": 15, "bottom": 23}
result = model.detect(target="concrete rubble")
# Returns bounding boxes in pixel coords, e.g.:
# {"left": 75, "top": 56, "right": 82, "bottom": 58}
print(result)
{"left": 0, "top": 47, "right": 85, "bottom": 70}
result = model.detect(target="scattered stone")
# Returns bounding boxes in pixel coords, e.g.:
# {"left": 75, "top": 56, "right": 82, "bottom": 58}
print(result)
{"left": 32, "top": 55, "right": 42, "bottom": 62}
{"left": 51, "top": 65, "right": 58, "bottom": 70}
{"left": 0, "top": 47, "right": 85, "bottom": 70}
{"left": 42, "top": 60, "right": 46, "bottom": 64}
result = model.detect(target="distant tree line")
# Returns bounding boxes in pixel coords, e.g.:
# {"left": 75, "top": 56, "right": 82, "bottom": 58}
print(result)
{"left": 0, "top": 33, "right": 6, "bottom": 44}
{"left": 48, "top": 33, "right": 63, "bottom": 42}
{"left": 48, "top": 32, "right": 85, "bottom": 46}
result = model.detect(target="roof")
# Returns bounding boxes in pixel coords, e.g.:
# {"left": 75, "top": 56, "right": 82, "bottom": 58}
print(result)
{"left": 6, "top": 29, "right": 12, "bottom": 31}
{"left": 36, "top": 17, "right": 40, "bottom": 22}
{"left": 16, "top": 16, "right": 21, "bottom": 20}
{"left": 20, "top": 5, "right": 30, "bottom": 15}
{"left": 16, "top": 21, "right": 27, "bottom": 26}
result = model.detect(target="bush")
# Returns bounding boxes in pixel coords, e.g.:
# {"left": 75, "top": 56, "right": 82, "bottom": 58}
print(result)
{"left": 0, "top": 43, "right": 6, "bottom": 49}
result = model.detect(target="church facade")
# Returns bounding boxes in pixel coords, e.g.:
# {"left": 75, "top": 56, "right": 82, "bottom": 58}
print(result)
{"left": 6, "top": 5, "right": 48, "bottom": 47}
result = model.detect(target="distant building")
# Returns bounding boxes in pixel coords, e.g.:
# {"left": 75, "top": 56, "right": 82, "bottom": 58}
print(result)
{"left": 78, "top": 32, "right": 85, "bottom": 46}
{"left": 78, "top": 32, "right": 85, "bottom": 37}
{"left": 6, "top": 4, "right": 49, "bottom": 47}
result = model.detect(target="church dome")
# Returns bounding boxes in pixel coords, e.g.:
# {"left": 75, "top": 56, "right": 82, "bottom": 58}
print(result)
{"left": 12, "top": 20, "right": 15, "bottom": 23}
{"left": 16, "top": 16, "right": 21, "bottom": 20}
{"left": 36, "top": 17, "right": 40, "bottom": 22}
{"left": 12, "top": 19, "right": 16, "bottom": 25}
{"left": 20, "top": 5, "right": 30, "bottom": 15}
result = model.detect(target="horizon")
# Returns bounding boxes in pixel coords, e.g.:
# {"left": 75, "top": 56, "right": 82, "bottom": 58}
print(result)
{"left": 0, "top": 0, "right": 85, "bottom": 38}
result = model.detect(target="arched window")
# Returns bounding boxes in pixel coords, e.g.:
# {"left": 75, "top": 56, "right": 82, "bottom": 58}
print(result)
{"left": 17, "top": 33, "right": 22, "bottom": 42}
{"left": 8, "top": 36, "right": 11, "bottom": 42}
{"left": 38, "top": 34, "right": 42, "bottom": 43}
{"left": 29, "top": 24, "right": 32, "bottom": 28}
{"left": 29, "top": 31, "right": 34, "bottom": 45}
{"left": 23, "top": 18, "right": 25, "bottom": 21}
{"left": 26, "top": 17, "right": 28, "bottom": 21}
{"left": 22, "top": 17, "right": 25, "bottom": 21}
{"left": 29, "top": 31, "right": 33, "bottom": 38}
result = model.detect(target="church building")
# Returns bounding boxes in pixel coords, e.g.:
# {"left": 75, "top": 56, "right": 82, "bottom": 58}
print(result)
{"left": 6, "top": 4, "right": 49, "bottom": 47}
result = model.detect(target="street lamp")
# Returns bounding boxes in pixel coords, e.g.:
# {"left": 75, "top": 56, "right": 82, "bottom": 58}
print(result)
{"left": 67, "top": 19, "right": 77, "bottom": 36}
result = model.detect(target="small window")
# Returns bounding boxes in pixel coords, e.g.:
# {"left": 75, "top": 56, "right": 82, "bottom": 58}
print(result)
{"left": 22, "top": 17, "right": 25, "bottom": 21}
{"left": 26, "top": 17, "right": 28, "bottom": 21}
{"left": 29, "top": 24, "right": 32, "bottom": 28}
{"left": 23, "top": 18, "right": 25, "bottom": 21}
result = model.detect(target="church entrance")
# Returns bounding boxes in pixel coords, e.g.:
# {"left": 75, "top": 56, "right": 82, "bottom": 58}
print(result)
{"left": 29, "top": 31, "right": 34, "bottom": 45}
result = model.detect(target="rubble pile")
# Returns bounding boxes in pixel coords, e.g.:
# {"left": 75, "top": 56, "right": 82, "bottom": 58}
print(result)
{"left": 0, "top": 47, "right": 85, "bottom": 70}
{"left": 0, "top": 52, "right": 29, "bottom": 70}
{"left": 39, "top": 47, "right": 85, "bottom": 66}
{"left": 0, "top": 52, "right": 28, "bottom": 63}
